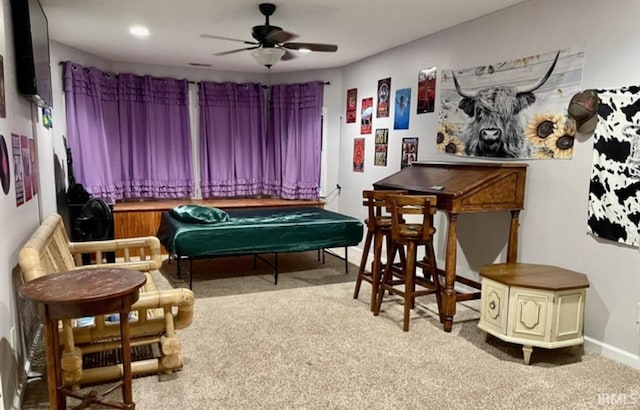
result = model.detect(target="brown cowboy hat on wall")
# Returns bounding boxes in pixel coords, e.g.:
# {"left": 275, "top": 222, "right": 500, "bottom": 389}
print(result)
{"left": 567, "top": 89, "right": 600, "bottom": 134}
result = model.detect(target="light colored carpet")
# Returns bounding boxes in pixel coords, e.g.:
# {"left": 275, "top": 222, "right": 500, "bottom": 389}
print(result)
{"left": 21, "top": 253, "right": 640, "bottom": 409}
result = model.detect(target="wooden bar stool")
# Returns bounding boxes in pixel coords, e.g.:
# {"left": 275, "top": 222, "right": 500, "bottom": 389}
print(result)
{"left": 353, "top": 189, "right": 407, "bottom": 310}
{"left": 373, "top": 194, "right": 442, "bottom": 331}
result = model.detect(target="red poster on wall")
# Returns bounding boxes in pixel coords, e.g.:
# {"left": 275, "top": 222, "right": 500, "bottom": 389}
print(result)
{"left": 361, "top": 97, "right": 373, "bottom": 134}
{"left": 30, "top": 138, "right": 37, "bottom": 195}
{"left": 353, "top": 138, "right": 365, "bottom": 172}
{"left": 12, "top": 133, "right": 24, "bottom": 206}
{"left": 21, "top": 135, "right": 32, "bottom": 202}
{"left": 346, "top": 88, "right": 357, "bottom": 123}
{"left": 417, "top": 67, "right": 437, "bottom": 114}
{"left": 377, "top": 77, "right": 391, "bottom": 118}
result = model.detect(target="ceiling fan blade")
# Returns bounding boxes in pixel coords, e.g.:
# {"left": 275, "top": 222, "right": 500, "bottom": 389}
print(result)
{"left": 280, "top": 49, "right": 297, "bottom": 61}
{"left": 213, "top": 45, "right": 261, "bottom": 56}
{"left": 266, "top": 29, "right": 298, "bottom": 44}
{"left": 200, "top": 34, "right": 259, "bottom": 46}
{"left": 283, "top": 42, "right": 338, "bottom": 52}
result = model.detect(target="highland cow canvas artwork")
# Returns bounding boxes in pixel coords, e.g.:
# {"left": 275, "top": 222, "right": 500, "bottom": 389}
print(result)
{"left": 437, "top": 46, "right": 585, "bottom": 159}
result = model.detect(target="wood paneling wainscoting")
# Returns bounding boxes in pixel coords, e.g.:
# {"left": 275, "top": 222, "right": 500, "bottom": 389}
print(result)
{"left": 113, "top": 198, "right": 325, "bottom": 253}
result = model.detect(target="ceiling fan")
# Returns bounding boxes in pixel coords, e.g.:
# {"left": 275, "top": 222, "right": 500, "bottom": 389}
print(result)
{"left": 200, "top": 3, "right": 338, "bottom": 67}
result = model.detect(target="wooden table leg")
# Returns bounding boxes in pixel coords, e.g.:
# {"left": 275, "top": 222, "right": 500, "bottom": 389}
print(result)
{"left": 507, "top": 210, "right": 520, "bottom": 263}
{"left": 43, "top": 310, "right": 66, "bottom": 409}
{"left": 442, "top": 212, "right": 459, "bottom": 333}
{"left": 119, "top": 308, "right": 135, "bottom": 409}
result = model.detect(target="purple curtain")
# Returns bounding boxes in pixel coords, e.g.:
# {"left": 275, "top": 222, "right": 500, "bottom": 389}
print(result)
{"left": 199, "top": 82, "right": 265, "bottom": 197}
{"left": 118, "top": 74, "right": 193, "bottom": 198}
{"left": 63, "top": 62, "right": 121, "bottom": 201}
{"left": 266, "top": 81, "right": 324, "bottom": 199}
{"left": 65, "top": 64, "right": 323, "bottom": 201}
{"left": 64, "top": 62, "right": 193, "bottom": 200}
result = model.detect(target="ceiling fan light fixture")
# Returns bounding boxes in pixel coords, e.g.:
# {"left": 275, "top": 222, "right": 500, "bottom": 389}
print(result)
{"left": 298, "top": 48, "right": 312, "bottom": 53}
{"left": 251, "top": 47, "right": 285, "bottom": 67}
{"left": 129, "top": 25, "right": 149, "bottom": 38}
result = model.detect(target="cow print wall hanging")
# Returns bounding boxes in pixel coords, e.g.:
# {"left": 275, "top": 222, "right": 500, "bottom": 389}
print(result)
{"left": 437, "top": 46, "right": 586, "bottom": 159}
{"left": 587, "top": 86, "right": 640, "bottom": 247}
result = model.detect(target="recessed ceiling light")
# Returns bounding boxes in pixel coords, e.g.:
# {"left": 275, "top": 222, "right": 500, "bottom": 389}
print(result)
{"left": 298, "top": 48, "right": 311, "bottom": 53}
{"left": 129, "top": 25, "right": 149, "bottom": 37}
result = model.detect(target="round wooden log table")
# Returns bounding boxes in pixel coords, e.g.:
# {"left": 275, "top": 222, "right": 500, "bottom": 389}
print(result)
{"left": 19, "top": 268, "right": 147, "bottom": 410}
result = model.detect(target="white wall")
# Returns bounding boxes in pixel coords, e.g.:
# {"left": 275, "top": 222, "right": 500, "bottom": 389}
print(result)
{"left": 338, "top": 0, "right": 640, "bottom": 368}
{"left": 0, "top": 0, "right": 51, "bottom": 407}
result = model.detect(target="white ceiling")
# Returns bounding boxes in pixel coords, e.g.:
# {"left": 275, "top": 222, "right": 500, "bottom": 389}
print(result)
{"left": 41, "top": 0, "right": 528, "bottom": 74}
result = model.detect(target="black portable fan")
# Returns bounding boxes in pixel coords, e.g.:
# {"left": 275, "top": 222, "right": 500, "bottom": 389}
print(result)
{"left": 75, "top": 198, "right": 114, "bottom": 242}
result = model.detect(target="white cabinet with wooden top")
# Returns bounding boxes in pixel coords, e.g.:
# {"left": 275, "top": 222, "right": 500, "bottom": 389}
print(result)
{"left": 478, "top": 263, "right": 589, "bottom": 365}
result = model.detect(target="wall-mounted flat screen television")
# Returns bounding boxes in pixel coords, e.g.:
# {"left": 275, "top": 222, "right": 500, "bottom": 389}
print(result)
{"left": 10, "top": 0, "right": 53, "bottom": 108}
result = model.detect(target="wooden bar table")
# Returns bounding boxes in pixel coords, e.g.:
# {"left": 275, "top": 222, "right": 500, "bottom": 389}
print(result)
{"left": 19, "top": 268, "right": 147, "bottom": 410}
{"left": 374, "top": 161, "right": 528, "bottom": 332}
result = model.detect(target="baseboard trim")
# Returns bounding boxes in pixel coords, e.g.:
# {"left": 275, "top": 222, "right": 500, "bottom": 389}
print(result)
{"left": 584, "top": 336, "right": 640, "bottom": 370}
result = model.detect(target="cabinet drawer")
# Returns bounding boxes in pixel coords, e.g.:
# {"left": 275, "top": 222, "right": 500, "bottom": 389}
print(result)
{"left": 479, "top": 279, "right": 509, "bottom": 335}
{"left": 554, "top": 289, "right": 586, "bottom": 342}
{"left": 508, "top": 287, "right": 552, "bottom": 341}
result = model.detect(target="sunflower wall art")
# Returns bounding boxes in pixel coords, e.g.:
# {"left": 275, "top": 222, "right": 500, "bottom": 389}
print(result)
{"left": 437, "top": 46, "right": 586, "bottom": 159}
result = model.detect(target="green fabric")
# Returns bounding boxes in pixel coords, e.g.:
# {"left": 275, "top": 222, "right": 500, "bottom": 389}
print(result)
{"left": 157, "top": 207, "right": 363, "bottom": 257}
{"left": 169, "top": 205, "right": 230, "bottom": 224}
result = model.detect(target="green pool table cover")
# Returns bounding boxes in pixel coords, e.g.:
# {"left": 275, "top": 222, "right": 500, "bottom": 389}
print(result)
{"left": 156, "top": 207, "right": 363, "bottom": 257}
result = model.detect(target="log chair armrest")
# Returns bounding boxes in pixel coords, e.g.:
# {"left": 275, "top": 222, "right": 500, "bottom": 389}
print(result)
{"left": 68, "top": 236, "right": 163, "bottom": 270}
{"left": 133, "top": 288, "right": 195, "bottom": 329}
{"left": 71, "top": 261, "right": 159, "bottom": 273}
{"left": 70, "top": 288, "right": 195, "bottom": 344}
